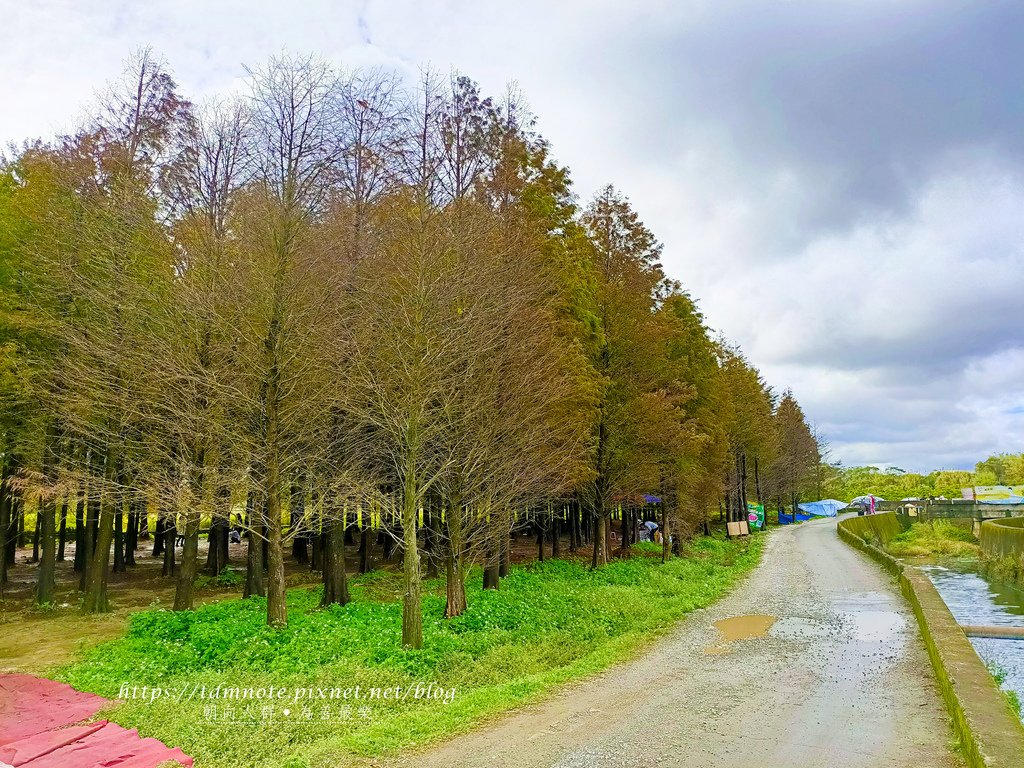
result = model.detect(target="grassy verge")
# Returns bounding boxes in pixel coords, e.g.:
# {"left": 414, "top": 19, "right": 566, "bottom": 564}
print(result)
{"left": 57, "top": 533, "right": 762, "bottom": 768}
{"left": 886, "top": 520, "right": 980, "bottom": 558}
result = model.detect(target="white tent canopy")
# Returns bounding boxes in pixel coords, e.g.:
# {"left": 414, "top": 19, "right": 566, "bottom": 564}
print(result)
{"left": 849, "top": 495, "right": 884, "bottom": 507}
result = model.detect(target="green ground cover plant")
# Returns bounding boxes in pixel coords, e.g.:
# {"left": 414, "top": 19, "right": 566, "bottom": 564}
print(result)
{"left": 58, "top": 534, "right": 762, "bottom": 768}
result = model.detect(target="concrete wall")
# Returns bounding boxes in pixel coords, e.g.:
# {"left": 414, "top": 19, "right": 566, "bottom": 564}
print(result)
{"left": 836, "top": 511, "right": 905, "bottom": 549}
{"left": 980, "top": 517, "right": 1024, "bottom": 559}
{"left": 838, "top": 513, "right": 1024, "bottom": 768}
{"left": 875, "top": 498, "right": 1023, "bottom": 520}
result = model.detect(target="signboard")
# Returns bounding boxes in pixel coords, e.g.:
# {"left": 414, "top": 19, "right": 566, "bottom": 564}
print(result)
{"left": 963, "top": 486, "right": 1024, "bottom": 504}
{"left": 747, "top": 502, "right": 765, "bottom": 529}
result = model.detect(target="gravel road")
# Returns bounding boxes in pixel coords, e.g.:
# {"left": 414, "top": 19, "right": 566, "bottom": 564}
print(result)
{"left": 382, "top": 516, "right": 963, "bottom": 768}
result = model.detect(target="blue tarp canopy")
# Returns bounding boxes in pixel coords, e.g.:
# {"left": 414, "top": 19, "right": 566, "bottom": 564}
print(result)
{"left": 778, "top": 512, "right": 812, "bottom": 524}
{"left": 643, "top": 494, "right": 662, "bottom": 504}
{"left": 797, "top": 499, "right": 848, "bottom": 517}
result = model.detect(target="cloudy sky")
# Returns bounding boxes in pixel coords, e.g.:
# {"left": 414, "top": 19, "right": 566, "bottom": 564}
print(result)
{"left": 2, "top": 0, "right": 1022, "bottom": 472}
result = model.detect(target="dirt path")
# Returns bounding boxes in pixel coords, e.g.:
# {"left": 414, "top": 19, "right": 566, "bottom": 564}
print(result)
{"left": 383, "top": 517, "right": 963, "bottom": 768}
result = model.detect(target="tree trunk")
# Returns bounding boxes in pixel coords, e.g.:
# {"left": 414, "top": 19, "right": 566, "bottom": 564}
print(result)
{"left": 568, "top": 499, "right": 579, "bottom": 554}
{"left": 0, "top": 467, "right": 8, "bottom": 587}
{"left": 619, "top": 506, "right": 630, "bottom": 556}
{"left": 592, "top": 381, "right": 610, "bottom": 567}
{"left": 16, "top": 503, "right": 25, "bottom": 549}
{"left": 444, "top": 500, "right": 467, "bottom": 617}
{"left": 244, "top": 491, "right": 266, "bottom": 599}
{"left": 382, "top": 512, "right": 398, "bottom": 561}
{"left": 8, "top": 497, "right": 21, "bottom": 567}
{"left": 125, "top": 499, "right": 138, "bottom": 567}
{"left": 112, "top": 500, "right": 125, "bottom": 573}
{"left": 205, "top": 485, "right": 230, "bottom": 576}
{"left": 737, "top": 455, "right": 744, "bottom": 518}
{"left": 265, "top": 456, "right": 287, "bottom": 627}
{"left": 483, "top": 504, "right": 501, "bottom": 590}
{"left": 220, "top": 497, "right": 231, "bottom": 567}
{"left": 83, "top": 450, "right": 116, "bottom": 614}
{"left": 311, "top": 528, "right": 323, "bottom": 572}
{"left": 423, "top": 498, "right": 436, "bottom": 578}
{"left": 498, "top": 519, "right": 510, "bottom": 579}
{"left": 57, "top": 500, "right": 68, "bottom": 562}
{"left": 358, "top": 522, "right": 372, "bottom": 574}
{"left": 80, "top": 473, "right": 98, "bottom": 592}
{"left": 482, "top": 560, "right": 500, "bottom": 589}
{"left": 754, "top": 456, "right": 766, "bottom": 530}
{"left": 290, "top": 481, "right": 308, "bottom": 565}
{"left": 590, "top": 499, "right": 607, "bottom": 570}
{"left": 552, "top": 506, "right": 561, "bottom": 558}
{"left": 153, "top": 513, "right": 165, "bottom": 558}
{"left": 535, "top": 508, "right": 545, "bottom": 563}
{"left": 73, "top": 490, "right": 86, "bottom": 572}
{"left": 661, "top": 499, "right": 670, "bottom": 564}
{"left": 400, "top": 455, "right": 422, "bottom": 648}
{"left": 161, "top": 511, "right": 177, "bottom": 577}
{"left": 344, "top": 511, "right": 355, "bottom": 545}
{"left": 321, "top": 496, "right": 349, "bottom": 608}
{"left": 739, "top": 452, "right": 749, "bottom": 527}
{"left": 308, "top": 490, "right": 322, "bottom": 572}
{"left": 36, "top": 497, "right": 56, "bottom": 605}
{"left": 174, "top": 443, "right": 208, "bottom": 609}
{"left": 174, "top": 512, "right": 200, "bottom": 610}
{"left": 604, "top": 515, "right": 612, "bottom": 562}
{"left": 87, "top": 489, "right": 99, "bottom": 556}
{"left": 31, "top": 514, "right": 40, "bottom": 563}
{"left": 445, "top": 542, "right": 468, "bottom": 617}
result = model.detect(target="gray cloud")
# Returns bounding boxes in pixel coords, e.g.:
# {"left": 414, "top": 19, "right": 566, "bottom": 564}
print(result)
{"left": 622, "top": 2, "right": 1024, "bottom": 236}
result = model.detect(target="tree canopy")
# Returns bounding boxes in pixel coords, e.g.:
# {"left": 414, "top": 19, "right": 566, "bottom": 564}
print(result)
{"left": 0, "top": 51, "right": 821, "bottom": 646}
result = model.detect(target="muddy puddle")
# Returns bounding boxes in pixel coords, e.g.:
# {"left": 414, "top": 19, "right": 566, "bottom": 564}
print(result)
{"left": 705, "top": 614, "right": 777, "bottom": 654}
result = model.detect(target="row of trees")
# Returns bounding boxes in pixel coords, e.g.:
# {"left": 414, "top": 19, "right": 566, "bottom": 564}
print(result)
{"left": 974, "top": 454, "right": 1024, "bottom": 487}
{"left": 0, "top": 51, "right": 820, "bottom": 647}
{"left": 820, "top": 452, "right": 1024, "bottom": 502}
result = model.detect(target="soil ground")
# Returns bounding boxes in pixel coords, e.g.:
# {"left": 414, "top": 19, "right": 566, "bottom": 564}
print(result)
{"left": 0, "top": 526, "right": 609, "bottom": 674}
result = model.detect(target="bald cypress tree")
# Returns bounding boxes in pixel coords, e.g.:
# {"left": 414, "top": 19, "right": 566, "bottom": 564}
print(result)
{"left": 581, "top": 185, "right": 666, "bottom": 567}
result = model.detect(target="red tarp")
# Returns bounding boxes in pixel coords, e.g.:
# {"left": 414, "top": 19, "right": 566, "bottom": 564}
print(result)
{"left": 0, "top": 674, "right": 109, "bottom": 746}
{"left": 0, "top": 674, "right": 192, "bottom": 767}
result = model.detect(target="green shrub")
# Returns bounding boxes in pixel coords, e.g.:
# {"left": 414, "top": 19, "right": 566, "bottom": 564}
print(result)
{"left": 886, "top": 521, "right": 980, "bottom": 558}
{"left": 194, "top": 568, "right": 244, "bottom": 590}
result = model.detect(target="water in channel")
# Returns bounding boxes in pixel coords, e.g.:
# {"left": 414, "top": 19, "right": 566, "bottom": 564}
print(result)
{"left": 921, "top": 562, "right": 1024, "bottom": 719}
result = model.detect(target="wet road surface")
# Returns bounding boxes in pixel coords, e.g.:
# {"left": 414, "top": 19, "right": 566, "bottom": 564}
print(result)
{"left": 382, "top": 516, "right": 963, "bottom": 768}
